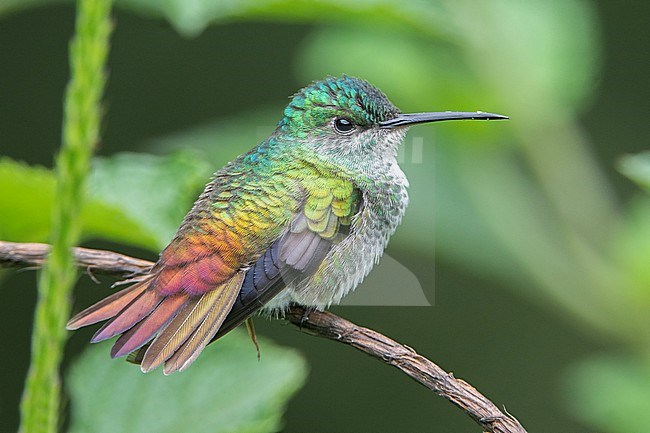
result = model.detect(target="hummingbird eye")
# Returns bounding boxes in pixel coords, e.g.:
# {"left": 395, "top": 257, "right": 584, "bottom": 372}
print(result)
{"left": 333, "top": 117, "right": 356, "bottom": 135}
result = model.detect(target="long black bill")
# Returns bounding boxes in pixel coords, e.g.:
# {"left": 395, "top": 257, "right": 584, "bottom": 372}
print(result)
{"left": 379, "top": 111, "right": 508, "bottom": 129}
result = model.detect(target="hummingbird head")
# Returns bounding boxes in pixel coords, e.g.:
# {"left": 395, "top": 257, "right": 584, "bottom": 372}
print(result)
{"left": 277, "top": 76, "right": 507, "bottom": 177}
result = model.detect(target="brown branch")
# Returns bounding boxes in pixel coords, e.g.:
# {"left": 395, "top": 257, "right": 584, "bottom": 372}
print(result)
{"left": 0, "top": 241, "right": 153, "bottom": 276}
{"left": 284, "top": 308, "right": 526, "bottom": 433}
{"left": 0, "top": 240, "right": 527, "bottom": 433}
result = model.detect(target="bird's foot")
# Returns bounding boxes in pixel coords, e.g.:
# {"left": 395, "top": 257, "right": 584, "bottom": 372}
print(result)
{"left": 245, "top": 317, "right": 261, "bottom": 361}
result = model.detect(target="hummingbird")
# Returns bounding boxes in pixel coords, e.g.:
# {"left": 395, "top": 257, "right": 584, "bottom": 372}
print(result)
{"left": 67, "top": 76, "right": 507, "bottom": 374}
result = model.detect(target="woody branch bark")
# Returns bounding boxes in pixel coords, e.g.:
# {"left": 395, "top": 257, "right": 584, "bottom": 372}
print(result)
{"left": 1, "top": 240, "right": 527, "bottom": 433}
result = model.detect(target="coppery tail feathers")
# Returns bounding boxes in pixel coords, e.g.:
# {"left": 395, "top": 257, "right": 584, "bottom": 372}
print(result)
{"left": 66, "top": 272, "right": 245, "bottom": 374}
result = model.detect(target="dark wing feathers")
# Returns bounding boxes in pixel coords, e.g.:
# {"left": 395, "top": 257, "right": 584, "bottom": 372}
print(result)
{"left": 214, "top": 225, "right": 335, "bottom": 341}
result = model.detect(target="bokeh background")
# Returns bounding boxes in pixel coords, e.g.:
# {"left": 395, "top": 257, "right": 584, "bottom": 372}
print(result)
{"left": 1, "top": 1, "right": 650, "bottom": 432}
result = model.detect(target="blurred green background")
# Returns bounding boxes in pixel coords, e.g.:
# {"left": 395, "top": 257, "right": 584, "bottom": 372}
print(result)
{"left": 1, "top": 1, "right": 650, "bottom": 432}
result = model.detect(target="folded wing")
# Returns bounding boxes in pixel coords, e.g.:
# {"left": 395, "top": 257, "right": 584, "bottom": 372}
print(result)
{"left": 67, "top": 169, "right": 360, "bottom": 373}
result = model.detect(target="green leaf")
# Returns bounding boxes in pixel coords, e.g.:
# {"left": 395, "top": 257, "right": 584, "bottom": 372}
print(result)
{"left": 116, "top": 0, "right": 451, "bottom": 38}
{"left": 1, "top": 0, "right": 452, "bottom": 39}
{"left": 0, "top": 152, "right": 211, "bottom": 251}
{"left": 0, "top": 157, "right": 149, "bottom": 247}
{"left": 0, "top": 0, "right": 64, "bottom": 18}
{"left": 88, "top": 151, "right": 212, "bottom": 250}
{"left": 0, "top": 0, "right": 445, "bottom": 36}
{"left": 444, "top": 0, "right": 600, "bottom": 118}
{"left": 0, "top": 157, "right": 59, "bottom": 242}
{"left": 564, "top": 354, "right": 650, "bottom": 433}
{"left": 67, "top": 330, "right": 307, "bottom": 433}
{"left": 612, "top": 197, "right": 650, "bottom": 304}
{"left": 618, "top": 152, "right": 650, "bottom": 192}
